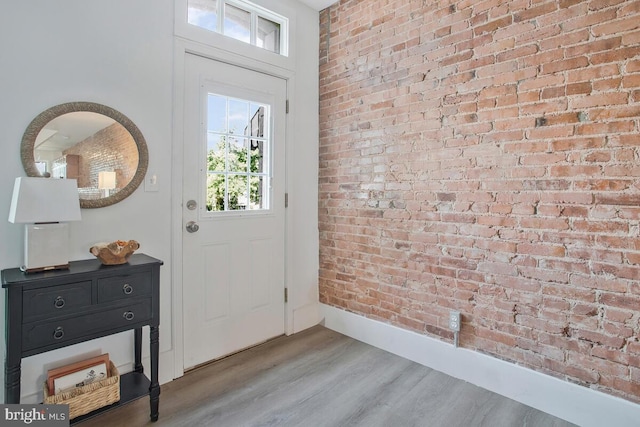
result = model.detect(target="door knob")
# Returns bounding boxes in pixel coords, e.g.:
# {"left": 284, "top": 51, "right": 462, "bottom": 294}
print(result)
{"left": 186, "top": 221, "right": 199, "bottom": 233}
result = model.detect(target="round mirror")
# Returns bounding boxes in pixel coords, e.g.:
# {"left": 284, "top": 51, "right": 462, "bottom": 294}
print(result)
{"left": 21, "top": 102, "right": 149, "bottom": 208}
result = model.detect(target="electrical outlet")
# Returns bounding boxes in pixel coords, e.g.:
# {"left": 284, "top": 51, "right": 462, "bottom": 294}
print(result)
{"left": 449, "top": 310, "right": 461, "bottom": 332}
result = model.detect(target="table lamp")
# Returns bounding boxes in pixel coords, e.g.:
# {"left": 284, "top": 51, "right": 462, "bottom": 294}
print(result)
{"left": 98, "top": 171, "right": 116, "bottom": 197}
{"left": 8, "top": 177, "right": 82, "bottom": 273}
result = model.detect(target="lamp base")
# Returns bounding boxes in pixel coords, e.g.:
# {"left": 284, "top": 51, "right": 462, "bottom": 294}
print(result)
{"left": 23, "top": 223, "right": 71, "bottom": 273}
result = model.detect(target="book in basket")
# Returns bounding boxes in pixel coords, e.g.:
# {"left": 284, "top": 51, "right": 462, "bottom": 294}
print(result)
{"left": 43, "top": 360, "right": 120, "bottom": 419}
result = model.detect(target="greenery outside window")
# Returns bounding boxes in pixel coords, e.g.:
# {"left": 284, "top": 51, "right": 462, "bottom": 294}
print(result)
{"left": 206, "top": 93, "right": 271, "bottom": 212}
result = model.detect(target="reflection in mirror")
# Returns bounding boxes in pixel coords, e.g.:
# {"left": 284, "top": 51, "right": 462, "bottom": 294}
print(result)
{"left": 34, "top": 112, "right": 139, "bottom": 201}
{"left": 21, "top": 102, "right": 148, "bottom": 208}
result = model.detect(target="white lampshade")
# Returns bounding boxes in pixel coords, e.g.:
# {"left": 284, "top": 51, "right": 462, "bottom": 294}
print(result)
{"left": 9, "top": 177, "right": 81, "bottom": 224}
{"left": 8, "top": 177, "right": 81, "bottom": 272}
{"left": 98, "top": 171, "right": 117, "bottom": 190}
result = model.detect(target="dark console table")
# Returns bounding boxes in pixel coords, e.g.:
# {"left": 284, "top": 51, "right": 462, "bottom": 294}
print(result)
{"left": 1, "top": 253, "right": 162, "bottom": 423}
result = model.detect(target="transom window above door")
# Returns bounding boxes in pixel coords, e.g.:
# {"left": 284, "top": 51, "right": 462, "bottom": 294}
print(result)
{"left": 187, "top": 0, "right": 288, "bottom": 56}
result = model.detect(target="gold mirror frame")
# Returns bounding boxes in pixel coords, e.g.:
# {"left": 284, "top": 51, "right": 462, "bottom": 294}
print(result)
{"left": 21, "top": 102, "right": 149, "bottom": 209}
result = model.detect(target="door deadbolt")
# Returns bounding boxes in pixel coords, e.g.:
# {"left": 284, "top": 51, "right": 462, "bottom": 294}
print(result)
{"left": 186, "top": 221, "right": 199, "bottom": 233}
{"left": 186, "top": 200, "right": 197, "bottom": 210}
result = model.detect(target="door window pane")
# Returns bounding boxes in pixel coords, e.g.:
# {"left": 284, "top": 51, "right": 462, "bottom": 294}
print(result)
{"left": 228, "top": 137, "right": 248, "bottom": 173}
{"left": 206, "top": 173, "right": 225, "bottom": 211}
{"left": 224, "top": 4, "right": 250, "bottom": 44}
{"left": 249, "top": 176, "right": 267, "bottom": 210}
{"left": 227, "top": 175, "right": 248, "bottom": 210}
{"left": 207, "top": 134, "right": 225, "bottom": 172}
{"left": 249, "top": 104, "right": 264, "bottom": 137}
{"left": 228, "top": 99, "right": 249, "bottom": 135}
{"left": 250, "top": 140, "right": 267, "bottom": 174}
{"left": 205, "top": 92, "right": 270, "bottom": 212}
{"left": 207, "top": 95, "right": 226, "bottom": 133}
{"left": 188, "top": 0, "right": 218, "bottom": 32}
{"left": 257, "top": 17, "right": 280, "bottom": 54}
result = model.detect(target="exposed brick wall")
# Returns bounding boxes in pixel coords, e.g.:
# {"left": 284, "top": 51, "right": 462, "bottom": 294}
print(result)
{"left": 64, "top": 123, "right": 139, "bottom": 189}
{"left": 318, "top": 0, "right": 640, "bottom": 403}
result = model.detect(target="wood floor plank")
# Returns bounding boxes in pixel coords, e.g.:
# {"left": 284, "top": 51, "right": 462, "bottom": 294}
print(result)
{"left": 78, "top": 326, "right": 575, "bottom": 427}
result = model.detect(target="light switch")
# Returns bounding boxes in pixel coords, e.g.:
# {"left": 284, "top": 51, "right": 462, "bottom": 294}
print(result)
{"left": 145, "top": 174, "right": 159, "bottom": 192}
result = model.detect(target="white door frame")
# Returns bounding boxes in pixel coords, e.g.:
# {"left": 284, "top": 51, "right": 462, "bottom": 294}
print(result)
{"left": 171, "top": 38, "right": 296, "bottom": 380}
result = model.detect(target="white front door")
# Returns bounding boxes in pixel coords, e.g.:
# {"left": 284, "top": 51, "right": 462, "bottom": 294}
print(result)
{"left": 182, "top": 53, "right": 287, "bottom": 370}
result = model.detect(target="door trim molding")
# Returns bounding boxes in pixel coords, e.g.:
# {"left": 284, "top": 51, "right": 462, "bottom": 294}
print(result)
{"left": 171, "top": 37, "right": 296, "bottom": 380}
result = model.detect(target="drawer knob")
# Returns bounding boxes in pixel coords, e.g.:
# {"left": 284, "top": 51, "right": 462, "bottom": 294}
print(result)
{"left": 123, "top": 284, "right": 134, "bottom": 295}
{"left": 53, "top": 327, "right": 65, "bottom": 340}
{"left": 123, "top": 311, "right": 135, "bottom": 321}
{"left": 54, "top": 297, "right": 65, "bottom": 309}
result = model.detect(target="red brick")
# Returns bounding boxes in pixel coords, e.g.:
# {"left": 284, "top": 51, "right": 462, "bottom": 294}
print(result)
{"left": 595, "top": 194, "right": 640, "bottom": 206}
{"left": 514, "top": 2, "right": 558, "bottom": 22}
{"left": 566, "top": 37, "right": 622, "bottom": 57}
{"left": 591, "top": 47, "right": 640, "bottom": 65}
{"left": 572, "top": 219, "right": 629, "bottom": 233}
{"left": 592, "top": 15, "right": 640, "bottom": 36}
{"left": 574, "top": 179, "right": 631, "bottom": 191}
{"left": 566, "top": 81, "right": 593, "bottom": 95}
{"left": 519, "top": 152, "right": 566, "bottom": 166}
{"left": 541, "top": 86, "right": 565, "bottom": 99}
{"left": 551, "top": 137, "right": 605, "bottom": 151}
{"left": 628, "top": 59, "right": 640, "bottom": 73}
{"left": 319, "top": 0, "right": 640, "bottom": 405}
{"left": 600, "top": 293, "right": 640, "bottom": 311}
{"left": 541, "top": 56, "right": 589, "bottom": 74}
{"left": 520, "top": 217, "right": 570, "bottom": 230}
{"left": 474, "top": 15, "right": 513, "bottom": 35}
{"left": 567, "top": 64, "right": 620, "bottom": 83}
{"left": 605, "top": 113, "right": 640, "bottom": 132}
{"left": 561, "top": 0, "right": 584, "bottom": 7}
{"left": 588, "top": 0, "right": 626, "bottom": 11}
{"left": 562, "top": 8, "right": 617, "bottom": 32}
{"left": 623, "top": 74, "right": 640, "bottom": 87}
{"left": 571, "top": 92, "right": 629, "bottom": 109}
{"left": 517, "top": 243, "right": 566, "bottom": 257}
{"left": 592, "top": 77, "right": 623, "bottom": 90}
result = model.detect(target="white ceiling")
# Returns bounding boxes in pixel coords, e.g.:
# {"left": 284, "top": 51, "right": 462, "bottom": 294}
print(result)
{"left": 35, "top": 112, "right": 115, "bottom": 152}
{"left": 297, "top": 0, "right": 337, "bottom": 11}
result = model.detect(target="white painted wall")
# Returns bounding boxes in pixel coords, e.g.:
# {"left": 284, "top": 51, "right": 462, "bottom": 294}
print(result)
{"left": 0, "top": 0, "right": 319, "bottom": 403}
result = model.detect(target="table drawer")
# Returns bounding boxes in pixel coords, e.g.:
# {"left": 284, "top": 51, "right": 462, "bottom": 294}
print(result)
{"left": 98, "top": 271, "right": 151, "bottom": 303}
{"left": 22, "top": 299, "right": 152, "bottom": 351}
{"left": 22, "top": 281, "right": 92, "bottom": 322}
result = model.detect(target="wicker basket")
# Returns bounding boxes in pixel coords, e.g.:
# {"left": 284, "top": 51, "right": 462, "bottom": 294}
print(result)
{"left": 43, "top": 361, "right": 120, "bottom": 419}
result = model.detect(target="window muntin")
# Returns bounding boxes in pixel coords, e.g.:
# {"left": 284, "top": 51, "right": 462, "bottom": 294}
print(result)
{"left": 206, "top": 93, "right": 271, "bottom": 212}
{"left": 187, "top": 0, "right": 287, "bottom": 56}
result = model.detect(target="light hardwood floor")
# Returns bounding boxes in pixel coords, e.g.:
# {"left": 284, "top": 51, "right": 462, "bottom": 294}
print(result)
{"left": 79, "top": 325, "right": 575, "bottom": 427}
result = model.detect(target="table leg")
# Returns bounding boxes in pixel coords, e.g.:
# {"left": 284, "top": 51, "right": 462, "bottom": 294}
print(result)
{"left": 149, "top": 325, "right": 160, "bottom": 422}
{"left": 4, "top": 362, "right": 21, "bottom": 404}
{"left": 134, "top": 328, "right": 143, "bottom": 374}
{"left": 5, "top": 286, "right": 23, "bottom": 404}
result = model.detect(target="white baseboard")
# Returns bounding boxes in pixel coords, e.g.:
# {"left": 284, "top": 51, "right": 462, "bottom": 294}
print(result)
{"left": 320, "top": 303, "right": 640, "bottom": 427}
